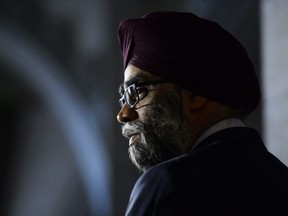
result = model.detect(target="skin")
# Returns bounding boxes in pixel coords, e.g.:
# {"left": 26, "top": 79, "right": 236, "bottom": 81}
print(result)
{"left": 117, "top": 64, "right": 235, "bottom": 171}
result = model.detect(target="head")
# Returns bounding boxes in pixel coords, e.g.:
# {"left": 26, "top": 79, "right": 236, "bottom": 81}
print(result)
{"left": 117, "top": 11, "right": 261, "bottom": 172}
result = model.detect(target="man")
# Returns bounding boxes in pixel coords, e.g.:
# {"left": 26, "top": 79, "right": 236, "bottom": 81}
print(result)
{"left": 116, "top": 11, "right": 288, "bottom": 216}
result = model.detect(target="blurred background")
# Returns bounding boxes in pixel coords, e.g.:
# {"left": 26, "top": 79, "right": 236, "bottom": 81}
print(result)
{"left": 0, "top": 0, "right": 287, "bottom": 215}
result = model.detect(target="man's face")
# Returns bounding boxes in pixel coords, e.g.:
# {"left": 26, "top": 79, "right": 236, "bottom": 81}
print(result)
{"left": 117, "top": 65, "right": 192, "bottom": 172}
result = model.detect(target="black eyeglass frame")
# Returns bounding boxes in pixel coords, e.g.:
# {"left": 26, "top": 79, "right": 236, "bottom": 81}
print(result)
{"left": 119, "top": 79, "right": 168, "bottom": 108}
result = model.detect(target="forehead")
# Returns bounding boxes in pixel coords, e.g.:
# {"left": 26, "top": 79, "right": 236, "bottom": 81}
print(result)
{"left": 124, "top": 64, "right": 159, "bottom": 87}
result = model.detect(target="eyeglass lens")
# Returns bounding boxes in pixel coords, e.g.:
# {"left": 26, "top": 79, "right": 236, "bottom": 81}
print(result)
{"left": 119, "top": 79, "right": 167, "bottom": 108}
{"left": 125, "top": 85, "right": 139, "bottom": 108}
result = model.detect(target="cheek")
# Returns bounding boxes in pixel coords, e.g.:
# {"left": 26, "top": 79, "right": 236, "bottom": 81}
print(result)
{"left": 134, "top": 94, "right": 158, "bottom": 121}
{"left": 136, "top": 90, "right": 158, "bottom": 109}
{"left": 136, "top": 107, "right": 151, "bottom": 124}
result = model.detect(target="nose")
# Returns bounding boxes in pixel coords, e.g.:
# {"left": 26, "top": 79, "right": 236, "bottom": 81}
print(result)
{"left": 117, "top": 104, "right": 139, "bottom": 123}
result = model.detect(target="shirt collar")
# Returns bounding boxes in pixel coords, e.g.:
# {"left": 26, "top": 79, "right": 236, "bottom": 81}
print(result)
{"left": 193, "top": 118, "right": 246, "bottom": 149}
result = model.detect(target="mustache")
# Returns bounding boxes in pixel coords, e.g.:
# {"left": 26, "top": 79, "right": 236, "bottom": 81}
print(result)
{"left": 122, "top": 122, "right": 145, "bottom": 139}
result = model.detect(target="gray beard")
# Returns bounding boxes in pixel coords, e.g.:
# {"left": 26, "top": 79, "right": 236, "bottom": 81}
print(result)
{"left": 121, "top": 88, "right": 192, "bottom": 172}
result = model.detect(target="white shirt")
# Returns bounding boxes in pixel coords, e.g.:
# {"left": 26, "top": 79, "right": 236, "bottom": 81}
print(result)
{"left": 193, "top": 118, "right": 246, "bottom": 149}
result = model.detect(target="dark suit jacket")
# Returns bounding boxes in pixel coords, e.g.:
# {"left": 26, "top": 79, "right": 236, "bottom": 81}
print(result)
{"left": 125, "top": 127, "right": 288, "bottom": 216}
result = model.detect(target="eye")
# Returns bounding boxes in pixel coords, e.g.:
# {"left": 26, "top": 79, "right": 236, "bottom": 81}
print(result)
{"left": 136, "top": 87, "right": 148, "bottom": 99}
{"left": 118, "top": 85, "right": 124, "bottom": 97}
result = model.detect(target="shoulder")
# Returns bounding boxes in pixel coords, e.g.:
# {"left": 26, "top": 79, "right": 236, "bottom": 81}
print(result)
{"left": 126, "top": 128, "right": 288, "bottom": 215}
{"left": 126, "top": 149, "right": 233, "bottom": 216}
{"left": 130, "top": 154, "right": 192, "bottom": 198}
{"left": 126, "top": 155, "right": 198, "bottom": 215}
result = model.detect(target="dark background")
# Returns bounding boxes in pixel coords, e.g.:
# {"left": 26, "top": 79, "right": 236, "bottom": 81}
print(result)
{"left": 0, "top": 1, "right": 261, "bottom": 215}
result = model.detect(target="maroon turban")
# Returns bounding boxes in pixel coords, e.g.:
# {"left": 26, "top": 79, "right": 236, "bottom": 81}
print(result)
{"left": 117, "top": 11, "right": 260, "bottom": 114}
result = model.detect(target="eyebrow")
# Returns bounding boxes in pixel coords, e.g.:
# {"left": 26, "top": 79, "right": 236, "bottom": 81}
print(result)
{"left": 118, "top": 84, "right": 124, "bottom": 95}
{"left": 124, "top": 74, "right": 150, "bottom": 87}
{"left": 118, "top": 74, "right": 151, "bottom": 94}
{"left": 118, "top": 74, "right": 158, "bottom": 95}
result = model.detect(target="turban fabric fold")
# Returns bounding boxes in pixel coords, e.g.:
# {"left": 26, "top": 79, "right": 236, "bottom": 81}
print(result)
{"left": 117, "top": 11, "right": 260, "bottom": 114}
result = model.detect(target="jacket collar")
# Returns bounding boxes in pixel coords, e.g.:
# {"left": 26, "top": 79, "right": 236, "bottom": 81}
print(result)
{"left": 193, "top": 126, "right": 265, "bottom": 151}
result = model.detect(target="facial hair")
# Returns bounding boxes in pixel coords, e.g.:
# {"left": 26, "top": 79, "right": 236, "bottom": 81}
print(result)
{"left": 121, "top": 88, "right": 192, "bottom": 172}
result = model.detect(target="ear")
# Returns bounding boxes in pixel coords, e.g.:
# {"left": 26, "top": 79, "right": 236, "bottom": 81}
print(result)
{"left": 190, "top": 96, "right": 209, "bottom": 110}
{"left": 181, "top": 90, "right": 208, "bottom": 111}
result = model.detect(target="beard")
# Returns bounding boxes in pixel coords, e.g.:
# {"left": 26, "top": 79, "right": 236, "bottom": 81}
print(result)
{"left": 121, "top": 88, "right": 192, "bottom": 172}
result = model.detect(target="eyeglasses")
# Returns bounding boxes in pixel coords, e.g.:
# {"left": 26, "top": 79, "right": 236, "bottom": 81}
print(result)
{"left": 119, "top": 79, "right": 168, "bottom": 108}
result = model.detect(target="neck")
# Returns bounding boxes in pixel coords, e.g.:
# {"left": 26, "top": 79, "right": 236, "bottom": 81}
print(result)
{"left": 186, "top": 100, "right": 243, "bottom": 150}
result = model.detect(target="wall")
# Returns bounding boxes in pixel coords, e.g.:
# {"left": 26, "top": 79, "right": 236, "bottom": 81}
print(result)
{"left": 262, "top": 0, "right": 288, "bottom": 165}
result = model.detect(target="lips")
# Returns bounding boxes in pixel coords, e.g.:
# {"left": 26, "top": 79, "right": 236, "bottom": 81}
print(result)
{"left": 122, "top": 123, "right": 143, "bottom": 146}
